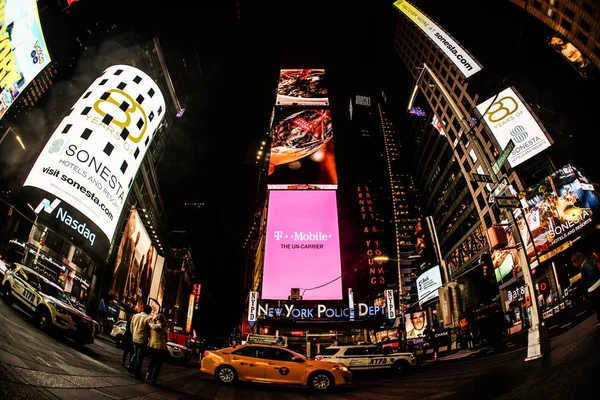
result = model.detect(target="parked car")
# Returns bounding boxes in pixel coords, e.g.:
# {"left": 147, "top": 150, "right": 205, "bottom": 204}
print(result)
{"left": 315, "top": 344, "right": 416, "bottom": 373}
{"left": 110, "top": 320, "right": 127, "bottom": 347}
{"left": 1, "top": 263, "right": 95, "bottom": 346}
{"left": 201, "top": 343, "right": 352, "bottom": 391}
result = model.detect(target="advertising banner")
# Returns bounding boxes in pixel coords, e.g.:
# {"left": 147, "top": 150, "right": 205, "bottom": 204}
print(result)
{"left": 515, "top": 165, "right": 599, "bottom": 267}
{"left": 149, "top": 254, "right": 165, "bottom": 311}
{"left": 109, "top": 209, "right": 161, "bottom": 311}
{"left": 405, "top": 310, "right": 427, "bottom": 339}
{"left": 248, "top": 291, "right": 258, "bottom": 328}
{"left": 21, "top": 65, "right": 165, "bottom": 261}
{"left": 267, "top": 106, "right": 337, "bottom": 188}
{"left": 393, "top": 0, "right": 482, "bottom": 78}
{"left": 0, "top": 0, "right": 51, "bottom": 121}
{"left": 276, "top": 69, "right": 328, "bottom": 106}
{"left": 547, "top": 33, "right": 593, "bottom": 79}
{"left": 476, "top": 87, "right": 552, "bottom": 168}
{"left": 385, "top": 289, "right": 396, "bottom": 321}
{"left": 416, "top": 266, "right": 442, "bottom": 305}
{"left": 186, "top": 294, "right": 194, "bottom": 334}
{"left": 262, "top": 190, "right": 342, "bottom": 300}
{"left": 491, "top": 219, "right": 522, "bottom": 283}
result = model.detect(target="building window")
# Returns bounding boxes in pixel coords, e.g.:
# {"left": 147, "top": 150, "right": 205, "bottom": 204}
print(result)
{"left": 580, "top": 19, "right": 591, "bottom": 33}
{"left": 563, "top": 7, "right": 574, "bottom": 20}
{"left": 547, "top": 9, "right": 555, "bottom": 19}
{"left": 593, "top": 46, "right": 600, "bottom": 58}
{"left": 582, "top": 2, "right": 593, "bottom": 16}
{"left": 548, "top": 0, "right": 556, "bottom": 6}
{"left": 560, "top": 18, "right": 572, "bottom": 31}
{"left": 533, "top": 1, "right": 541, "bottom": 10}
{"left": 576, "top": 31, "right": 588, "bottom": 45}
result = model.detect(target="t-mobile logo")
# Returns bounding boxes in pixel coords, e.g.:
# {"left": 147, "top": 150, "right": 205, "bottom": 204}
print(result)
{"left": 274, "top": 231, "right": 283, "bottom": 240}
{"left": 35, "top": 198, "right": 61, "bottom": 214}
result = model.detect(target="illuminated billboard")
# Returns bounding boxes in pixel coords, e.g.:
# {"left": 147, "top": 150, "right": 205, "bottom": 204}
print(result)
{"left": 21, "top": 65, "right": 165, "bottom": 260}
{"left": 276, "top": 69, "right": 328, "bottom": 106}
{"left": 416, "top": 266, "right": 442, "bottom": 305}
{"left": 267, "top": 106, "right": 337, "bottom": 189}
{"left": 393, "top": 0, "right": 482, "bottom": 78}
{"left": 515, "top": 165, "right": 599, "bottom": 267}
{"left": 405, "top": 310, "right": 427, "bottom": 339}
{"left": 476, "top": 87, "right": 552, "bottom": 168}
{"left": 262, "top": 190, "right": 342, "bottom": 300}
{"left": 547, "top": 33, "right": 592, "bottom": 79}
{"left": 491, "top": 219, "right": 522, "bottom": 283}
{"left": 0, "top": 0, "right": 51, "bottom": 121}
{"left": 109, "top": 209, "right": 162, "bottom": 311}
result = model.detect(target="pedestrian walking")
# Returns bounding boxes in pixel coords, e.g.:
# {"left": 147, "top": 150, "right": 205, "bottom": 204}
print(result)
{"left": 121, "top": 317, "right": 134, "bottom": 368}
{"left": 128, "top": 305, "right": 152, "bottom": 378}
{"left": 571, "top": 250, "right": 600, "bottom": 327}
{"left": 467, "top": 329, "right": 474, "bottom": 349}
{"left": 146, "top": 313, "right": 169, "bottom": 384}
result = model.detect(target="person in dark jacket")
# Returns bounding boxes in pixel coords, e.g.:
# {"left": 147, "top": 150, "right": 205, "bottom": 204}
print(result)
{"left": 571, "top": 250, "right": 600, "bottom": 327}
{"left": 122, "top": 318, "right": 134, "bottom": 368}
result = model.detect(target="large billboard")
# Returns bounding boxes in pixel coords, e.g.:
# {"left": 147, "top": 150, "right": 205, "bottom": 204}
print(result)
{"left": 393, "top": 0, "right": 482, "bottom": 78}
{"left": 275, "top": 69, "right": 328, "bottom": 106}
{"left": 491, "top": 218, "right": 522, "bottom": 283}
{"left": 416, "top": 266, "right": 442, "bottom": 305}
{"left": 405, "top": 310, "right": 427, "bottom": 339}
{"left": 21, "top": 65, "right": 165, "bottom": 260}
{"left": 515, "top": 165, "right": 599, "bottom": 267}
{"left": 267, "top": 106, "right": 337, "bottom": 188}
{"left": 109, "top": 209, "right": 162, "bottom": 311}
{"left": 262, "top": 190, "right": 342, "bottom": 300}
{"left": 547, "top": 33, "right": 593, "bottom": 79}
{"left": 0, "top": 0, "right": 51, "bottom": 120}
{"left": 476, "top": 87, "right": 552, "bottom": 168}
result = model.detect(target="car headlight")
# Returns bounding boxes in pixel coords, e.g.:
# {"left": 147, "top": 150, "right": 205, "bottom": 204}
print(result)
{"left": 409, "top": 353, "right": 416, "bottom": 359}
{"left": 334, "top": 365, "right": 349, "bottom": 372}
{"left": 48, "top": 300, "right": 67, "bottom": 315}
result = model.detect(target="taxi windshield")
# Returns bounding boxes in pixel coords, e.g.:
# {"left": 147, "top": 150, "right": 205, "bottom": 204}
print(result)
{"left": 39, "top": 279, "right": 72, "bottom": 306}
{"left": 287, "top": 348, "right": 307, "bottom": 360}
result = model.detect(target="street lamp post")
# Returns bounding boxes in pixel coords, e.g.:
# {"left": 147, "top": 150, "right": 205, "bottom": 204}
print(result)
{"left": 407, "top": 63, "right": 550, "bottom": 360}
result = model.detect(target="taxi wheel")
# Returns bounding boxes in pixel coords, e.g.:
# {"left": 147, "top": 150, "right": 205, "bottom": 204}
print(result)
{"left": 36, "top": 308, "right": 52, "bottom": 333}
{"left": 216, "top": 365, "right": 237, "bottom": 385}
{"left": 309, "top": 371, "right": 333, "bottom": 391}
{"left": 2, "top": 284, "right": 13, "bottom": 305}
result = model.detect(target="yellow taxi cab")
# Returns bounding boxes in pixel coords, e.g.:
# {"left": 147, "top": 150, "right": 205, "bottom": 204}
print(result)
{"left": 200, "top": 343, "right": 352, "bottom": 391}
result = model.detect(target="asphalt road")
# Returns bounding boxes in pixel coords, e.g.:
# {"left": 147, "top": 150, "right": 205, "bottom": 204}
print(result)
{"left": 1, "top": 296, "right": 599, "bottom": 399}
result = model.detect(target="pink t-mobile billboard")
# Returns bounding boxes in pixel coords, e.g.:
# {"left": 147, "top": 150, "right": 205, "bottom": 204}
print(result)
{"left": 262, "top": 190, "right": 342, "bottom": 300}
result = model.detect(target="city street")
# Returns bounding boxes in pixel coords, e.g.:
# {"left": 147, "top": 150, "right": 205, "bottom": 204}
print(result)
{"left": 1, "top": 297, "right": 599, "bottom": 400}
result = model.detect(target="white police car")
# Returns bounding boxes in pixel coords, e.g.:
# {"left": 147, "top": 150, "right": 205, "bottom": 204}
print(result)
{"left": 1, "top": 263, "right": 95, "bottom": 346}
{"left": 315, "top": 345, "right": 416, "bottom": 373}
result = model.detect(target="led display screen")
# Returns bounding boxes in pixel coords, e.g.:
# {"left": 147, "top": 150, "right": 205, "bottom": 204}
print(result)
{"left": 416, "top": 266, "right": 442, "bottom": 305}
{"left": 393, "top": 0, "right": 482, "bottom": 78}
{"left": 262, "top": 190, "right": 342, "bottom": 300}
{"left": 405, "top": 310, "right": 428, "bottom": 339}
{"left": 21, "top": 65, "right": 165, "bottom": 260}
{"left": 515, "top": 165, "right": 599, "bottom": 267}
{"left": 0, "top": 0, "right": 51, "bottom": 121}
{"left": 276, "top": 69, "right": 328, "bottom": 106}
{"left": 109, "top": 209, "right": 162, "bottom": 310}
{"left": 491, "top": 218, "right": 522, "bottom": 283}
{"left": 476, "top": 87, "right": 552, "bottom": 168}
{"left": 267, "top": 106, "right": 337, "bottom": 189}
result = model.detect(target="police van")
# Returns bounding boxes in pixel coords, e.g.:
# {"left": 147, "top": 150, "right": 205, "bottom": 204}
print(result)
{"left": 315, "top": 345, "right": 416, "bottom": 373}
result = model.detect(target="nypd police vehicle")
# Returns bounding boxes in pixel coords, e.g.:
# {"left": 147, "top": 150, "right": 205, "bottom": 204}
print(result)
{"left": 315, "top": 345, "right": 416, "bottom": 373}
{"left": 2, "top": 263, "right": 95, "bottom": 346}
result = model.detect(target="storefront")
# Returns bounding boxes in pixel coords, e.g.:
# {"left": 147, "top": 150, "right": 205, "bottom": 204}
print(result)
{"left": 499, "top": 279, "right": 531, "bottom": 335}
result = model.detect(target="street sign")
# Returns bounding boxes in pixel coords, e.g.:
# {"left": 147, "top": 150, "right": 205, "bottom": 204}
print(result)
{"left": 469, "top": 172, "right": 494, "bottom": 183}
{"left": 488, "top": 176, "right": 509, "bottom": 204}
{"left": 495, "top": 196, "right": 521, "bottom": 209}
{"left": 492, "top": 139, "right": 515, "bottom": 174}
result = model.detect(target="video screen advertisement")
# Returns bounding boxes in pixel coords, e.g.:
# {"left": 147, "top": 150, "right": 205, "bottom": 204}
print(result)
{"left": 110, "top": 209, "right": 162, "bottom": 311}
{"left": 267, "top": 106, "right": 337, "bottom": 189}
{"left": 0, "top": 0, "right": 51, "bottom": 121}
{"left": 416, "top": 266, "right": 442, "bottom": 305}
{"left": 276, "top": 69, "right": 328, "bottom": 106}
{"left": 20, "top": 65, "right": 166, "bottom": 261}
{"left": 262, "top": 190, "right": 343, "bottom": 301}
{"left": 476, "top": 87, "right": 552, "bottom": 169}
{"left": 405, "top": 310, "right": 428, "bottom": 339}
{"left": 491, "top": 219, "right": 522, "bottom": 283}
{"left": 515, "top": 165, "right": 599, "bottom": 267}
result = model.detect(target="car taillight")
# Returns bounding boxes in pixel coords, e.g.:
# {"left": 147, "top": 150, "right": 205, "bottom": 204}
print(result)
{"left": 315, "top": 356, "right": 323, "bottom": 361}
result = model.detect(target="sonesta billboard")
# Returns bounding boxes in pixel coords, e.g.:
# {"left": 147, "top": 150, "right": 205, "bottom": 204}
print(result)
{"left": 393, "top": 0, "right": 482, "bottom": 78}
{"left": 0, "top": 0, "right": 51, "bottom": 120}
{"left": 476, "top": 87, "right": 552, "bottom": 168}
{"left": 21, "top": 65, "right": 165, "bottom": 260}
{"left": 262, "top": 190, "right": 342, "bottom": 300}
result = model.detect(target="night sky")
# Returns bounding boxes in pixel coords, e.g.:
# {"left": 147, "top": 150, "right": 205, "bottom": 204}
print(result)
{"left": 5, "top": 0, "right": 599, "bottom": 338}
